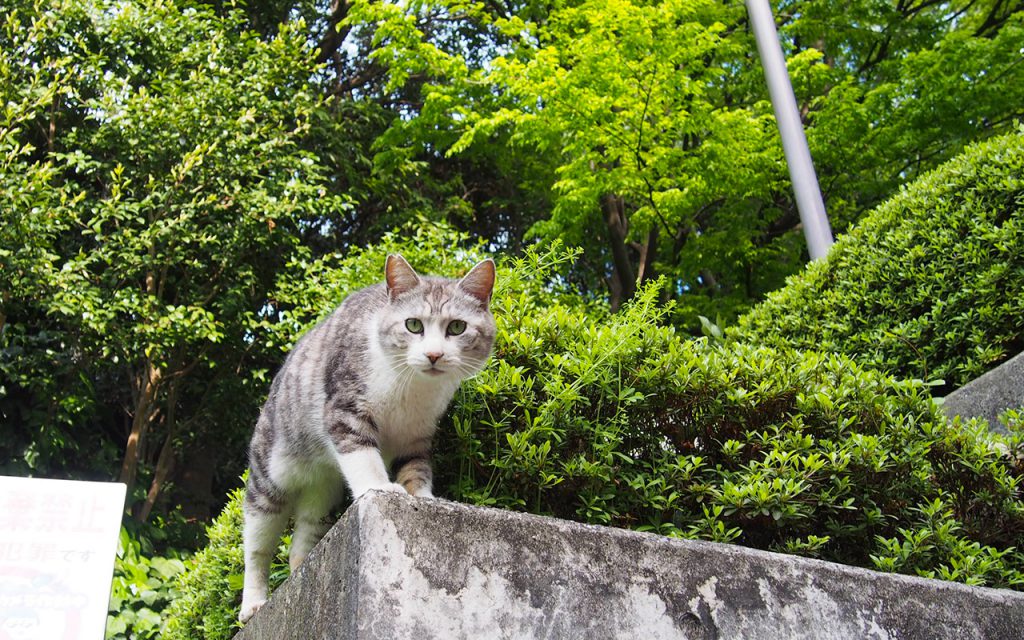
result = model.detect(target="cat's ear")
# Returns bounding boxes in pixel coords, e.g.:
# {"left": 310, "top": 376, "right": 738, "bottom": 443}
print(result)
{"left": 458, "top": 259, "right": 496, "bottom": 307}
{"left": 386, "top": 254, "right": 421, "bottom": 300}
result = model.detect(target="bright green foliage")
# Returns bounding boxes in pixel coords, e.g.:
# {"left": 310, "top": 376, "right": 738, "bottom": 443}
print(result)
{"left": 107, "top": 528, "right": 186, "bottom": 639}
{"left": 358, "top": 0, "right": 1024, "bottom": 322}
{"left": 452, "top": 0, "right": 784, "bottom": 311}
{"left": 167, "top": 243, "right": 1024, "bottom": 636}
{"left": 1002, "top": 409, "right": 1024, "bottom": 432}
{"left": 371, "top": 0, "right": 791, "bottom": 315}
{"left": 734, "top": 128, "right": 1024, "bottom": 392}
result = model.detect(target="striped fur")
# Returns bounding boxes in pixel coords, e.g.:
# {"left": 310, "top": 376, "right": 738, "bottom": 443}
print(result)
{"left": 239, "top": 255, "right": 496, "bottom": 622}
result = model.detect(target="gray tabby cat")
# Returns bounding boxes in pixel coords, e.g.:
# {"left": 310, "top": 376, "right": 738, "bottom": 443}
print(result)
{"left": 239, "top": 254, "right": 496, "bottom": 622}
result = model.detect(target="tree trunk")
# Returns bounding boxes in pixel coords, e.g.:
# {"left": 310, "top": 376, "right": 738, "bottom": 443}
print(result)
{"left": 700, "top": 269, "right": 720, "bottom": 293}
{"left": 317, "top": 0, "right": 353, "bottom": 65}
{"left": 635, "top": 226, "right": 659, "bottom": 287}
{"left": 136, "top": 379, "right": 180, "bottom": 522}
{"left": 601, "top": 193, "right": 635, "bottom": 311}
{"left": 118, "top": 360, "right": 161, "bottom": 501}
{"left": 607, "top": 270, "right": 624, "bottom": 313}
{"left": 177, "top": 438, "right": 219, "bottom": 522}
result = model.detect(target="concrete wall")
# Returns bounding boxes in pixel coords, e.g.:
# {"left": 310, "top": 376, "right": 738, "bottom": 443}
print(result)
{"left": 942, "top": 351, "right": 1024, "bottom": 434}
{"left": 235, "top": 491, "right": 1024, "bottom": 640}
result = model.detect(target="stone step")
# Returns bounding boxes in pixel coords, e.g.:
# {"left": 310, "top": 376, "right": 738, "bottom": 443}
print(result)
{"left": 942, "top": 351, "right": 1024, "bottom": 434}
{"left": 235, "top": 491, "right": 1024, "bottom": 640}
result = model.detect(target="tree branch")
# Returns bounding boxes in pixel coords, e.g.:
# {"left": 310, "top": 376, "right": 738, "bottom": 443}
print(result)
{"left": 316, "top": 0, "right": 353, "bottom": 65}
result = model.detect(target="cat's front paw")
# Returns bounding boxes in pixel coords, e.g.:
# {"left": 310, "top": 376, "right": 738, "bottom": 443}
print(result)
{"left": 239, "top": 599, "right": 266, "bottom": 624}
{"left": 377, "top": 482, "right": 409, "bottom": 495}
{"left": 353, "top": 482, "right": 408, "bottom": 499}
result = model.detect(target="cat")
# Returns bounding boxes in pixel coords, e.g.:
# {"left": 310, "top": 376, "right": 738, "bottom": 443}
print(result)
{"left": 239, "top": 254, "right": 497, "bottom": 622}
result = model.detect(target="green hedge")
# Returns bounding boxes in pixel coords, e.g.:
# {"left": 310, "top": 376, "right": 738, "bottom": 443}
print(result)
{"left": 161, "top": 488, "right": 251, "bottom": 640}
{"left": 164, "top": 242, "right": 1023, "bottom": 638}
{"left": 734, "top": 128, "right": 1024, "bottom": 392}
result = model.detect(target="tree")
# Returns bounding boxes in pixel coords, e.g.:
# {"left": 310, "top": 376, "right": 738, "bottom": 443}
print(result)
{"left": 447, "top": 0, "right": 784, "bottom": 312}
{"left": 0, "top": 0, "right": 346, "bottom": 520}
{"left": 356, "top": 0, "right": 1024, "bottom": 324}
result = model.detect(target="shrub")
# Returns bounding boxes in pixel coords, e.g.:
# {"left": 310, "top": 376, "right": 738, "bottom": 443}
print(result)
{"left": 165, "top": 242, "right": 1023, "bottom": 637}
{"left": 161, "top": 488, "right": 251, "bottom": 640}
{"left": 439, "top": 271, "right": 1023, "bottom": 581}
{"left": 733, "top": 128, "right": 1024, "bottom": 393}
{"left": 106, "top": 529, "right": 186, "bottom": 639}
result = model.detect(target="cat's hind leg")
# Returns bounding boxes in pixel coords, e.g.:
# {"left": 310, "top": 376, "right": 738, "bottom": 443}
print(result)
{"left": 240, "top": 481, "right": 290, "bottom": 623}
{"left": 289, "top": 483, "right": 344, "bottom": 572}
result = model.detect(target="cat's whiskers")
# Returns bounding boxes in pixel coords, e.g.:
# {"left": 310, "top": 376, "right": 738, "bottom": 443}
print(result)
{"left": 382, "top": 357, "right": 409, "bottom": 376}
{"left": 381, "top": 356, "right": 414, "bottom": 396}
{"left": 453, "top": 358, "right": 488, "bottom": 380}
{"left": 394, "top": 365, "right": 417, "bottom": 400}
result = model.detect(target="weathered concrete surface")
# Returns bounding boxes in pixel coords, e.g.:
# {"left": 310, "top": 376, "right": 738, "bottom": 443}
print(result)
{"left": 943, "top": 350, "right": 1024, "bottom": 434}
{"left": 235, "top": 491, "right": 1024, "bottom": 640}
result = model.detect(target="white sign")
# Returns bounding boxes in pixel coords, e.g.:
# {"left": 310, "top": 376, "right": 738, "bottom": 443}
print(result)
{"left": 0, "top": 476, "right": 126, "bottom": 640}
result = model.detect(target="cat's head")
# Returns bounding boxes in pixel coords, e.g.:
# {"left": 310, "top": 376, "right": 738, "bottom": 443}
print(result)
{"left": 377, "top": 254, "right": 497, "bottom": 381}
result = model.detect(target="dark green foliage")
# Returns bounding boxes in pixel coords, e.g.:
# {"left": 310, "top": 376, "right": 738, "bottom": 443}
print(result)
{"left": 166, "top": 242, "right": 1023, "bottom": 637}
{"left": 439, "top": 258, "right": 1023, "bottom": 582}
{"left": 734, "top": 128, "right": 1024, "bottom": 392}
{"left": 0, "top": 0, "right": 346, "bottom": 519}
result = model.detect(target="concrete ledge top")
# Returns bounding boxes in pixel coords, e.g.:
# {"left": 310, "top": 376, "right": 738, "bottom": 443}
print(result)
{"left": 236, "top": 491, "right": 1024, "bottom": 640}
{"left": 942, "top": 350, "right": 1024, "bottom": 434}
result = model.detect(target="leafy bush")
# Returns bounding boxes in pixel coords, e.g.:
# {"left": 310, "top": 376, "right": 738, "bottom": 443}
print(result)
{"left": 439, "top": 268, "right": 1023, "bottom": 582}
{"left": 107, "top": 529, "right": 186, "bottom": 639}
{"left": 161, "top": 488, "right": 250, "bottom": 640}
{"left": 166, "top": 241, "right": 1023, "bottom": 637}
{"left": 733, "top": 128, "right": 1024, "bottom": 392}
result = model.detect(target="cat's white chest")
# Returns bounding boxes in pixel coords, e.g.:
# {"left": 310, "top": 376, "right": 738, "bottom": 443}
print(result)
{"left": 364, "top": 365, "right": 459, "bottom": 455}
{"left": 372, "top": 381, "right": 451, "bottom": 430}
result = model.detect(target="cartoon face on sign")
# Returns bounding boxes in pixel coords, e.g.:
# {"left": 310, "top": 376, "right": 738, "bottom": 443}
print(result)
{"left": 1, "top": 609, "right": 41, "bottom": 640}
{"left": 0, "top": 571, "right": 83, "bottom": 640}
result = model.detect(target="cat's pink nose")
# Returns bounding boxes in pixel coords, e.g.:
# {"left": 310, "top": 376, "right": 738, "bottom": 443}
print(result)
{"left": 426, "top": 352, "right": 443, "bottom": 365}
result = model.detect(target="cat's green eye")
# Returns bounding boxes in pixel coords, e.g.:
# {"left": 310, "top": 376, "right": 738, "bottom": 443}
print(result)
{"left": 446, "top": 320, "right": 467, "bottom": 336}
{"left": 405, "top": 318, "right": 424, "bottom": 334}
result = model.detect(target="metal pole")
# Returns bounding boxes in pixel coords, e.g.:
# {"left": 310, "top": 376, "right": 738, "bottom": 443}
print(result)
{"left": 746, "top": 0, "right": 834, "bottom": 261}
